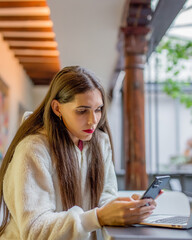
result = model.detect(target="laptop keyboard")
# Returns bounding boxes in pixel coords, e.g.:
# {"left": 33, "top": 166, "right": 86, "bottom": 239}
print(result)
{"left": 153, "top": 216, "right": 189, "bottom": 225}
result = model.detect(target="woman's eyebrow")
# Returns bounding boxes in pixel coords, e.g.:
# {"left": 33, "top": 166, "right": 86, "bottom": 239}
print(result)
{"left": 76, "top": 106, "right": 91, "bottom": 109}
{"left": 76, "top": 104, "right": 103, "bottom": 109}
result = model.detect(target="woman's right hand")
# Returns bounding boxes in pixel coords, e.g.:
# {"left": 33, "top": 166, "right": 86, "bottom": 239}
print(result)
{"left": 96, "top": 197, "right": 155, "bottom": 226}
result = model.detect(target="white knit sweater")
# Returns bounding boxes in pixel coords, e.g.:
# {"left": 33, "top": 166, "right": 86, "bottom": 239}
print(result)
{"left": 2, "top": 130, "right": 118, "bottom": 240}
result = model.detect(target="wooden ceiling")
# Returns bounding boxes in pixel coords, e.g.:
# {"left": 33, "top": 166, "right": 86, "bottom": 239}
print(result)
{"left": 0, "top": 0, "right": 60, "bottom": 85}
{"left": 0, "top": 0, "right": 186, "bottom": 86}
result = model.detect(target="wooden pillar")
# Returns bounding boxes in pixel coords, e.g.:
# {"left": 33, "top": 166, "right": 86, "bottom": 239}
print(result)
{"left": 123, "top": 34, "right": 148, "bottom": 190}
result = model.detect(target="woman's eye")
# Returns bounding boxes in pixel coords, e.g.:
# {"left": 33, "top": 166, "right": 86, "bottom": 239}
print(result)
{"left": 95, "top": 108, "right": 102, "bottom": 113}
{"left": 76, "top": 110, "right": 87, "bottom": 114}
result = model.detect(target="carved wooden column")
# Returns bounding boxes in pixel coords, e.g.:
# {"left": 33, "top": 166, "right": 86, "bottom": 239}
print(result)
{"left": 123, "top": 33, "right": 148, "bottom": 190}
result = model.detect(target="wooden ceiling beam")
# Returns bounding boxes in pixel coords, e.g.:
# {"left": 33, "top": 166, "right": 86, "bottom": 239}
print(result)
{"left": 4, "top": 36, "right": 54, "bottom": 41}
{"left": 0, "top": 27, "right": 52, "bottom": 32}
{"left": 0, "top": 20, "right": 53, "bottom": 31}
{"left": 7, "top": 40, "right": 58, "bottom": 48}
{"left": 13, "top": 49, "right": 59, "bottom": 57}
{"left": 18, "top": 56, "right": 59, "bottom": 63}
{"left": 0, "top": 1, "right": 47, "bottom": 8}
{"left": 10, "top": 46, "right": 57, "bottom": 50}
{"left": 0, "top": 15, "right": 50, "bottom": 21}
{"left": 26, "top": 70, "right": 57, "bottom": 79}
{"left": 0, "top": 7, "right": 50, "bottom": 16}
{"left": 0, "top": 20, "right": 53, "bottom": 28}
{"left": 2, "top": 31, "right": 55, "bottom": 39}
{"left": 22, "top": 62, "right": 60, "bottom": 71}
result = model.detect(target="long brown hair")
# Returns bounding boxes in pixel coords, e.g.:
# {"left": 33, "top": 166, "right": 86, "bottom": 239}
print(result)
{"left": 0, "top": 66, "right": 114, "bottom": 235}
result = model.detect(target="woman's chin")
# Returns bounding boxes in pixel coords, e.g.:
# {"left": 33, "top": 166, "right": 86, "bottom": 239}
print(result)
{"left": 81, "top": 134, "right": 93, "bottom": 141}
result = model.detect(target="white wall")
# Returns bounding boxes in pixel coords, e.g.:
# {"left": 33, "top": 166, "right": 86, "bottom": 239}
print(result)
{"left": 0, "top": 33, "right": 33, "bottom": 148}
{"left": 32, "top": 85, "right": 49, "bottom": 110}
{"left": 47, "top": 0, "right": 125, "bottom": 91}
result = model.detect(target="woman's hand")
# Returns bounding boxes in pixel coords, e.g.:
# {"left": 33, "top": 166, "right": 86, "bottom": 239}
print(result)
{"left": 96, "top": 197, "right": 156, "bottom": 227}
{"left": 131, "top": 193, "right": 157, "bottom": 207}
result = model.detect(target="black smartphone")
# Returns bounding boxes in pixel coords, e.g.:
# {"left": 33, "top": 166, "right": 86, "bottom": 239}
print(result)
{"left": 141, "top": 175, "right": 170, "bottom": 200}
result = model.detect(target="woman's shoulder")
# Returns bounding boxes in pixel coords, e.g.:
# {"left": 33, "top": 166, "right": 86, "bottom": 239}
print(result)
{"left": 14, "top": 133, "right": 51, "bottom": 168}
{"left": 17, "top": 133, "right": 48, "bottom": 151}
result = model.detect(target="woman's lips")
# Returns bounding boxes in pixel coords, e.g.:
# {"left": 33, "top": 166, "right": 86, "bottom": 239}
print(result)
{"left": 83, "top": 129, "right": 94, "bottom": 133}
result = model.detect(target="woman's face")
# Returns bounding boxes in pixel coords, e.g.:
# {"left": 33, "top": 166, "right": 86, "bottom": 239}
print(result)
{"left": 59, "top": 89, "right": 103, "bottom": 145}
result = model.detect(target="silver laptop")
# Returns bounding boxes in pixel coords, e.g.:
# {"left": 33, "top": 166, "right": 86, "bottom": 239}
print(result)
{"left": 139, "top": 212, "right": 192, "bottom": 229}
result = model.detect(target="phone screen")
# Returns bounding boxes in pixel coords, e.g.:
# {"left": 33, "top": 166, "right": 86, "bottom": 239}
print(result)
{"left": 141, "top": 175, "right": 170, "bottom": 200}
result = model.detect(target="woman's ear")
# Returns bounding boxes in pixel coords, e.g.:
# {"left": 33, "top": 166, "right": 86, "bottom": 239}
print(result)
{"left": 51, "top": 99, "right": 61, "bottom": 117}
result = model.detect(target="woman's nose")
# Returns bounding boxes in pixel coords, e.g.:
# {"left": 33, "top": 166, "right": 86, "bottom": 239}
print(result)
{"left": 88, "top": 112, "right": 97, "bottom": 125}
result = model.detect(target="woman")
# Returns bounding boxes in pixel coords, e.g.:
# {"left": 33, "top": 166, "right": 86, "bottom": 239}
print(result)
{"left": 0, "top": 66, "right": 155, "bottom": 239}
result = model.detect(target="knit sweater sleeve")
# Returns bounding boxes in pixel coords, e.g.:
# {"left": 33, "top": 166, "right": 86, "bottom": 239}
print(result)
{"left": 3, "top": 135, "right": 100, "bottom": 240}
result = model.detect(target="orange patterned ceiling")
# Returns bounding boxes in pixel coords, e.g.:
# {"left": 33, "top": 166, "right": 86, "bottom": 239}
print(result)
{"left": 0, "top": 0, "right": 60, "bottom": 85}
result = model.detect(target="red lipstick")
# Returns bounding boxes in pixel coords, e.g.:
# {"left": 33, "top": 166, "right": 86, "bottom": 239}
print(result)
{"left": 83, "top": 129, "right": 94, "bottom": 133}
